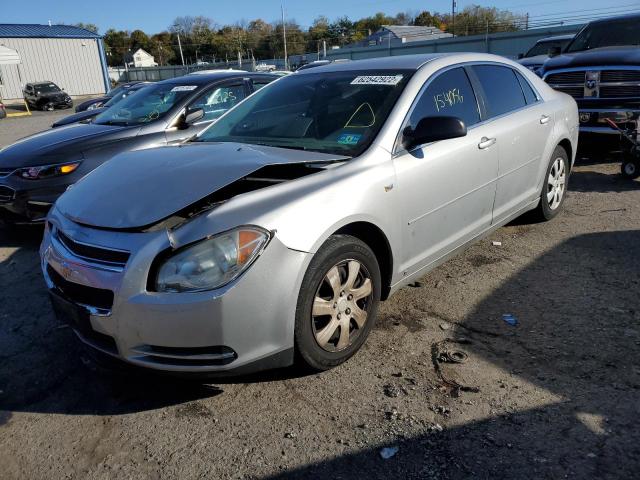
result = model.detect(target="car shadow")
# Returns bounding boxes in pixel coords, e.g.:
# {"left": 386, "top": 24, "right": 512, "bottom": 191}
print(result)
{"left": 261, "top": 229, "right": 640, "bottom": 479}
{"left": 569, "top": 168, "right": 640, "bottom": 193}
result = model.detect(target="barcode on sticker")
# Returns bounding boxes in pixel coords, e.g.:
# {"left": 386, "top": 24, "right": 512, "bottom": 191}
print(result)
{"left": 351, "top": 75, "right": 403, "bottom": 86}
{"left": 171, "top": 85, "right": 198, "bottom": 92}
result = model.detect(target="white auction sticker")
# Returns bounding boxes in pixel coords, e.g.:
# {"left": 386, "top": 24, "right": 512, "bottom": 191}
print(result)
{"left": 171, "top": 85, "right": 198, "bottom": 92}
{"left": 351, "top": 75, "right": 403, "bottom": 86}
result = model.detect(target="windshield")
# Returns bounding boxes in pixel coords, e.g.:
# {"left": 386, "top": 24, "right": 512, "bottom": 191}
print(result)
{"left": 566, "top": 18, "right": 640, "bottom": 52}
{"left": 36, "top": 83, "right": 61, "bottom": 93}
{"left": 93, "top": 82, "right": 199, "bottom": 126}
{"left": 525, "top": 38, "right": 571, "bottom": 57}
{"left": 195, "top": 69, "right": 413, "bottom": 156}
{"left": 102, "top": 85, "right": 148, "bottom": 108}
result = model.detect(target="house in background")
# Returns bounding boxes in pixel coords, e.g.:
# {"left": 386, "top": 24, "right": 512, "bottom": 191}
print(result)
{"left": 126, "top": 48, "right": 157, "bottom": 68}
{"left": 355, "top": 25, "right": 452, "bottom": 48}
{"left": 0, "top": 24, "right": 109, "bottom": 101}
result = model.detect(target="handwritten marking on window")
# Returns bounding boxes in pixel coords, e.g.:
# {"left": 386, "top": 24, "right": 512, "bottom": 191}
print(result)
{"left": 433, "top": 88, "right": 464, "bottom": 112}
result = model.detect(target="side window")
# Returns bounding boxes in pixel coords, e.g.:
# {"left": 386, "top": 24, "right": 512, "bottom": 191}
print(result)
{"left": 190, "top": 84, "right": 245, "bottom": 122}
{"left": 252, "top": 79, "right": 273, "bottom": 92}
{"left": 408, "top": 67, "right": 480, "bottom": 131}
{"left": 472, "top": 65, "right": 526, "bottom": 118}
{"left": 515, "top": 71, "right": 539, "bottom": 105}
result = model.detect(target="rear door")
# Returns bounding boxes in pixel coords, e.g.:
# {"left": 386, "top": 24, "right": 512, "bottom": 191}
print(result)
{"left": 470, "top": 65, "right": 552, "bottom": 223}
{"left": 393, "top": 66, "right": 499, "bottom": 275}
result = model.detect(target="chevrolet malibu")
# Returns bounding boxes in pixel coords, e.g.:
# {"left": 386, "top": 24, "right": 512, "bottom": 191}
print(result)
{"left": 40, "top": 53, "right": 578, "bottom": 376}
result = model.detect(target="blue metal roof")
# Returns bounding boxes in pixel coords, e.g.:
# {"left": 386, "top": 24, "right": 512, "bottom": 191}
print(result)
{"left": 0, "top": 24, "right": 101, "bottom": 39}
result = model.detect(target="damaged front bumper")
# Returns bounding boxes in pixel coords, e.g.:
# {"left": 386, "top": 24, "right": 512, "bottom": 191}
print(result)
{"left": 40, "top": 208, "right": 312, "bottom": 375}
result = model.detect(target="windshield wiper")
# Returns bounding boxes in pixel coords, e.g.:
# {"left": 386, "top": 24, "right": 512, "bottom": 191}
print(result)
{"left": 97, "top": 120, "right": 129, "bottom": 126}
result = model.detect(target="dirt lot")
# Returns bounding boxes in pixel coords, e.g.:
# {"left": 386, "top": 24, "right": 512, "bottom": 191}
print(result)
{"left": 0, "top": 115, "right": 639, "bottom": 479}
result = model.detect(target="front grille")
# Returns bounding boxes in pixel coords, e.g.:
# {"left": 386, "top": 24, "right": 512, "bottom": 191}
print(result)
{"left": 47, "top": 264, "right": 114, "bottom": 311}
{"left": 546, "top": 71, "right": 585, "bottom": 85}
{"left": 0, "top": 185, "right": 15, "bottom": 203}
{"left": 131, "top": 344, "right": 237, "bottom": 366}
{"left": 600, "top": 70, "right": 640, "bottom": 83}
{"left": 553, "top": 86, "right": 584, "bottom": 99}
{"left": 55, "top": 229, "right": 130, "bottom": 267}
{"left": 600, "top": 85, "right": 640, "bottom": 98}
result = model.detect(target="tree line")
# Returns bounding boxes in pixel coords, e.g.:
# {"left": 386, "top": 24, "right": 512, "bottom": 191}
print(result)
{"left": 77, "top": 5, "right": 527, "bottom": 67}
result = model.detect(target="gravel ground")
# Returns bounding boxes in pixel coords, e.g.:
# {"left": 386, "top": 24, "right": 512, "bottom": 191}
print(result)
{"left": 1, "top": 116, "right": 639, "bottom": 479}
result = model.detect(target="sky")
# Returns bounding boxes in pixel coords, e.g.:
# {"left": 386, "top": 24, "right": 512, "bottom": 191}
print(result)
{"left": 1, "top": 0, "right": 637, "bottom": 33}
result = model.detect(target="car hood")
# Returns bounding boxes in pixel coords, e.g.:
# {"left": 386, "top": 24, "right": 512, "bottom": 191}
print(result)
{"left": 57, "top": 142, "right": 349, "bottom": 229}
{"left": 52, "top": 108, "right": 106, "bottom": 128}
{"left": 76, "top": 96, "right": 108, "bottom": 111}
{"left": 543, "top": 46, "right": 640, "bottom": 73}
{"left": 0, "top": 122, "right": 134, "bottom": 168}
{"left": 519, "top": 55, "right": 548, "bottom": 67}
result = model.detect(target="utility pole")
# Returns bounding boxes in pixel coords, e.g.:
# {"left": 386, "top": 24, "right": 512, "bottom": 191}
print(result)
{"left": 323, "top": 39, "right": 327, "bottom": 59}
{"left": 176, "top": 31, "right": 185, "bottom": 66}
{"left": 281, "top": 3, "right": 288, "bottom": 70}
{"left": 525, "top": 13, "right": 529, "bottom": 30}
{"left": 451, "top": 0, "right": 456, "bottom": 37}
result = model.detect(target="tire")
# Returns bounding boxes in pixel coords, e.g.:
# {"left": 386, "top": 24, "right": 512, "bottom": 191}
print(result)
{"left": 532, "top": 145, "right": 570, "bottom": 221}
{"left": 621, "top": 159, "right": 640, "bottom": 179}
{"left": 294, "top": 234, "right": 381, "bottom": 371}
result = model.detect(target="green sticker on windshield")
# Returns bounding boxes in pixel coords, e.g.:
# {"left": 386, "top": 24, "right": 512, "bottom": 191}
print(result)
{"left": 338, "top": 133, "right": 362, "bottom": 145}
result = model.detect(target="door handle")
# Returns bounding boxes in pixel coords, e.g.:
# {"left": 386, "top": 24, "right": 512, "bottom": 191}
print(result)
{"left": 478, "top": 137, "right": 496, "bottom": 149}
{"left": 540, "top": 114, "right": 550, "bottom": 124}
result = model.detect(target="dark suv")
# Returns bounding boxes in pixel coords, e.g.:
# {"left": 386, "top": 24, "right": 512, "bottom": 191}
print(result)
{"left": 540, "top": 13, "right": 639, "bottom": 139}
{"left": 23, "top": 82, "right": 73, "bottom": 111}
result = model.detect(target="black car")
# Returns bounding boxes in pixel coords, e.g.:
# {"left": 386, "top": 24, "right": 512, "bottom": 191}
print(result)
{"left": 0, "top": 102, "right": 6, "bottom": 119}
{"left": 23, "top": 82, "right": 73, "bottom": 111}
{"left": 0, "top": 72, "right": 277, "bottom": 224}
{"left": 540, "top": 13, "right": 640, "bottom": 139}
{"left": 52, "top": 82, "right": 151, "bottom": 128}
{"left": 74, "top": 81, "right": 146, "bottom": 112}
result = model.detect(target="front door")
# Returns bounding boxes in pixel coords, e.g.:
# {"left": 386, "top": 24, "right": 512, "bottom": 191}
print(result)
{"left": 393, "top": 67, "right": 499, "bottom": 276}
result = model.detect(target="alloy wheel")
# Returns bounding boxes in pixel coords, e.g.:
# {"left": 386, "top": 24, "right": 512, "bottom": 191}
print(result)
{"left": 311, "top": 259, "right": 373, "bottom": 352}
{"left": 547, "top": 157, "right": 566, "bottom": 210}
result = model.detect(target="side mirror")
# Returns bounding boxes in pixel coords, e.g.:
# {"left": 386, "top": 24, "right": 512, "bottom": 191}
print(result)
{"left": 184, "top": 107, "right": 204, "bottom": 126}
{"left": 517, "top": 53, "right": 524, "bottom": 59}
{"left": 402, "top": 116, "right": 467, "bottom": 150}
{"left": 549, "top": 46, "right": 561, "bottom": 57}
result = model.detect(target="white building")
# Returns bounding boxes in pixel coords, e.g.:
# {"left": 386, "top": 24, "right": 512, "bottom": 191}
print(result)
{"left": 0, "top": 24, "right": 109, "bottom": 101}
{"left": 128, "top": 48, "right": 157, "bottom": 68}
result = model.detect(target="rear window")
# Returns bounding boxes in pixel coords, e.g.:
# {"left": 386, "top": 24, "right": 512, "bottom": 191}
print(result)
{"left": 472, "top": 65, "right": 526, "bottom": 118}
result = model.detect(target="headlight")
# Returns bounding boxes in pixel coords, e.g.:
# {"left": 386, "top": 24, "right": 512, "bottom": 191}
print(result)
{"left": 87, "top": 102, "right": 102, "bottom": 110}
{"left": 155, "top": 227, "right": 270, "bottom": 292}
{"left": 19, "top": 161, "right": 81, "bottom": 180}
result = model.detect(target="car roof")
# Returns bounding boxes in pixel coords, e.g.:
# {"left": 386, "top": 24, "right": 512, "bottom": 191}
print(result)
{"left": 589, "top": 12, "right": 640, "bottom": 24}
{"left": 27, "top": 81, "right": 59, "bottom": 86}
{"left": 535, "top": 34, "right": 574, "bottom": 43}
{"left": 158, "top": 71, "right": 274, "bottom": 86}
{"left": 295, "top": 53, "right": 450, "bottom": 74}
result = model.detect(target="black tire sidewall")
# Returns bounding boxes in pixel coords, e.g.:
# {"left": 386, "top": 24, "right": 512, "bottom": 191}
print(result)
{"left": 539, "top": 146, "right": 570, "bottom": 220}
{"left": 294, "top": 234, "right": 381, "bottom": 371}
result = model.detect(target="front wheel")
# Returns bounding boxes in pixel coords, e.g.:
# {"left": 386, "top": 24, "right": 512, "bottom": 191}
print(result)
{"left": 532, "top": 145, "right": 569, "bottom": 221}
{"left": 294, "top": 235, "right": 381, "bottom": 371}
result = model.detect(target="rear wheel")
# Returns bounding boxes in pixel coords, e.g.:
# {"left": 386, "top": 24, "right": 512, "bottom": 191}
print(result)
{"left": 532, "top": 145, "right": 569, "bottom": 221}
{"left": 621, "top": 159, "right": 640, "bottom": 179}
{"left": 295, "top": 235, "right": 381, "bottom": 371}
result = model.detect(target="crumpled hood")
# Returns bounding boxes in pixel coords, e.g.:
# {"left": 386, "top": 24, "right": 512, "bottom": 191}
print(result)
{"left": 56, "top": 142, "right": 348, "bottom": 229}
{"left": 542, "top": 46, "right": 640, "bottom": 73}
{"left": 0, "top": 122, "right": 133, "bottom": 168}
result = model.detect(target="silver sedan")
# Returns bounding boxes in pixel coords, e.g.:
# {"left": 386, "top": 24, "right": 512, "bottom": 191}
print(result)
{"left": 40, "top": 53, "right": 579, "bottom": 375}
